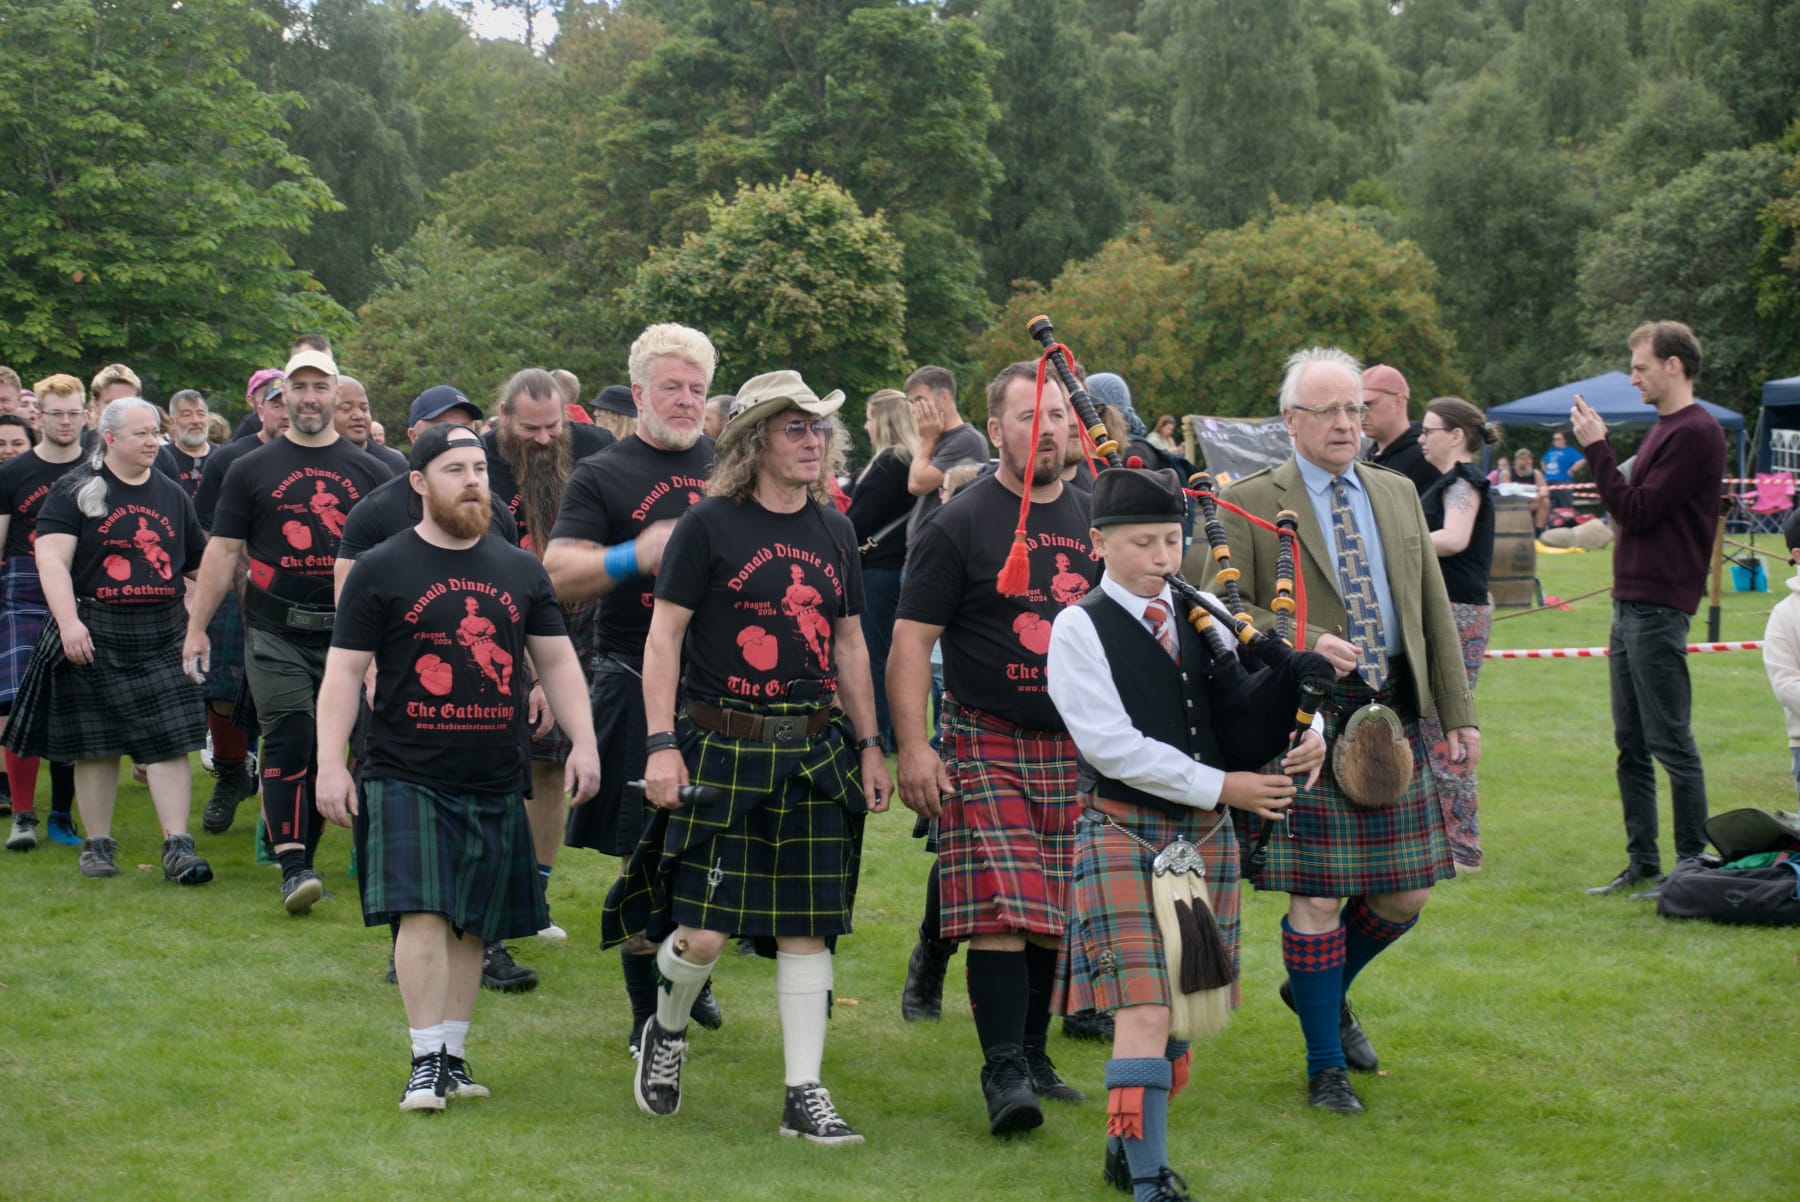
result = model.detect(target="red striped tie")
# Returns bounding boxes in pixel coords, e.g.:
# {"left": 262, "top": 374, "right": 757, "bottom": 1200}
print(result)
{"left": 1144, "top": 599, "right": 1178, "bottom": 663}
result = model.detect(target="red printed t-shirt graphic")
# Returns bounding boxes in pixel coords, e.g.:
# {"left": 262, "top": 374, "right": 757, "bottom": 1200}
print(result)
{"left": 896, "top": 473, "right": 1097, "bottom": 732}
{"left": 212, "top": 438, "right": 393, "bottom": 582}
{"left": 547, "top": 434, "right": 715, "bottom": 656}
{"left": 0, "top": 453, "right": 85, "bottom": 560}
{"left": 333, "top": 530, "right": 564, "bottom": 794}
{"left": 655, "top": 495, "right": 863, "bottom": 706}
{"left": 33, "top": 467, "right": 204, "bottom": 606}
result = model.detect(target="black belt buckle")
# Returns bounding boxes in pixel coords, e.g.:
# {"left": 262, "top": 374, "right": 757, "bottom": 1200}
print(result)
{"left": 286, "top": 606, "right": 334, "bottom": 634}
{"left": 763, "top": 714, "right": 805, "bottom": 744}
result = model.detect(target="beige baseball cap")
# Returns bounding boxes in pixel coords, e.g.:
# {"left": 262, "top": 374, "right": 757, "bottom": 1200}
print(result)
{"left": 283, "top": 348, "right": 339, "bottom": 379}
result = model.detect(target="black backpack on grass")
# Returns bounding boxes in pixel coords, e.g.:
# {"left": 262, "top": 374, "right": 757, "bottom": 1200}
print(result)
{"left": 1656, "top": 809, "right": 1800, "bottom": 927}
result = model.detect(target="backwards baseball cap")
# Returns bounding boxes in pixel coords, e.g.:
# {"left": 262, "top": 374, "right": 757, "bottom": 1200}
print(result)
{"left": 1361, "top": 364, "right": 1409, "bottom": 399}
{"left": 283, "top": 348, "right": 338, "bottom": 379}
{"left": 246, "top": 368, "right": 284, "bottom": 403}
{"left": 716, "top": 370, "right": 843, "bottom": 452}
{"left": 593, "top": 384, "right": 636, "bottom": 418}
{"left": 1091, "top": 466, "right": 1186, "bottom": 528}
{"left": 408, "top": 421, "right": 485, "bottom": 473}
{"left": 408, "top": 385, "right": 482, "bottom": 427}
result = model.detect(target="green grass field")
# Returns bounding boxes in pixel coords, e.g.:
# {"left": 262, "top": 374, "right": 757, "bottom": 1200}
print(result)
{"left": 3, "top": 545, "right": 1798, "bottom": 1201}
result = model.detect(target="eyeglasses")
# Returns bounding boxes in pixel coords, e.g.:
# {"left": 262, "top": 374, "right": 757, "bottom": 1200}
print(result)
{"left": 41, "top": 410, "right": 83, "bottom": 422}
{"left": 780, "top": 419, "right": 832, "bottom": 442}
{"left": 1418, "top": 425, "right": 1449, "bottom": 438}
{"left": 1292, "top": 403, "right": 1369, "bottom": 422}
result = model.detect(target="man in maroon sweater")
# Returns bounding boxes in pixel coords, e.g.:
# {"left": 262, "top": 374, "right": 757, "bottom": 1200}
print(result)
{"left": 1572, "top": 320, "right": 1726, "bottom": 899}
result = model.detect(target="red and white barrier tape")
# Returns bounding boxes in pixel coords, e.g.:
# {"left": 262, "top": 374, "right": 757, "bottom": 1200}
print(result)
{"left": 1485, "top": 641, "right": 1762, "bottom": 660}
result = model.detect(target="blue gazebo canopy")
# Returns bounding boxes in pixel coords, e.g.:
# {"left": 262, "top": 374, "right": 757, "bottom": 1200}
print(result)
{"left": 1485, "top": 371, "right": 1742, "bottom": 429}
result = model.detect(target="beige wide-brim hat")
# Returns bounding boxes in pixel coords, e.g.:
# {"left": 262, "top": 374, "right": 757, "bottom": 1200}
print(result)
{"left": 716, "top": 369, "right": 844, "bottom": 452}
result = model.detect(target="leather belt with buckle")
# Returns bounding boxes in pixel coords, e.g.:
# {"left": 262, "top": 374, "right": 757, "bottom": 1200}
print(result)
{"left": 685, "top": 698, "right": 832, "bottom": 744}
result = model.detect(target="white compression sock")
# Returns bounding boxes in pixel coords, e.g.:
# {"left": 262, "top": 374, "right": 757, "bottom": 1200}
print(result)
{"left": 655, "top": 935, "right": 717, "bottom": 1034}
{"left": 442, "top": 1019, "right": 470, "bottom": 1059}
{"left": 409, "top": 1023, "right": 446, "bottom": 1059}
{"left": 776, "top": 949, "right": 833, "bottom": 1087}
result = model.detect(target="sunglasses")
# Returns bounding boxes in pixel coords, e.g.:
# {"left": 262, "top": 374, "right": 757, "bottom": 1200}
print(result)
{"left": 780, "top": 418, "right": 832, "bottom": 442}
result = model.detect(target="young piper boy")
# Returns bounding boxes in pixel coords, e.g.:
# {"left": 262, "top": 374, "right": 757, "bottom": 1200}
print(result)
{"left": 1045, "top": 467, "right": 1325, "bottom": 1201}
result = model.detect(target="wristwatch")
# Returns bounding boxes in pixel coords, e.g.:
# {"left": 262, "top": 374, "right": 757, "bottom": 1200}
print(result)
{"left": 854, "top": 736, "right": 884, "bottom": 752}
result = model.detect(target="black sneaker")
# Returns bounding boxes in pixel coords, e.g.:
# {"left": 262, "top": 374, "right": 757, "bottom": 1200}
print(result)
{"left": 481, "top": 942, "right": 539, "bottom": 992}
{"left": 1024, "top": 1045, "right": 1085, "bottom": 1103}
{"left": 1061, "top": 1010, "right": 1115, "bottom": 1042}
{"left": 1586, "top": 865, "right": 1663, "bottom": 896}
{"left": 282, "top": 869, "right": 324, "bottom": 915}
{"left": 979, "top": 1044, "right": 1044, "bottom": 1136}
{"left": 399, "top": 1050, "right": 446, "bottom": 1112}
{"left": 632, "top": 1016, "right": 688, "bottom": 1117}
{"left": 689, "top": 978, "right": 724, "bottom": 1030}
{"left": 201, "top": 761, "right": 257, "bottom": 834}
{"left": 779, "top": 1081, "right": 864, "bottom": 1145}
{"left": 901, "top": 937, "right": 956, "bottom": 1022}
{"left": 444, "top": 1053, "right": 490, "bottom": 1099}
{"left": 1306, "top": 1065, "right": 1365, "bottom": 1114}
{"left": 160, "top": 833, "right": 214, "bottom": 886}
{"left": 6, "top": 811, "right": 39, "bottom": 851}
{"left": 78, "top": 835, "right": 119, "bottom": 878}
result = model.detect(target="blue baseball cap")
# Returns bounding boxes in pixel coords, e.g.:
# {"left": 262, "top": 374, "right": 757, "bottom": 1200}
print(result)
{"left": 407, "top": 385, "right": 482, "bottom": 427}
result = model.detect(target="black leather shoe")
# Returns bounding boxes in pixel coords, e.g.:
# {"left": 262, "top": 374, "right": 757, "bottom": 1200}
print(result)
{"left": 1586, "top": 865, "right": 1663, "bottom": 896}
{"left": 1023, "top": 1045, "right": 1085, "bottom": 1103}
{"left": 689, "top": 978, "right": 723, "bottom": 1030}
{"left": 1279, "top": 980, "right": 1378, "bottom": 1073}
{"left": 1061, "top": 1010, "right": 1115, "bottom": 1042}
{"left": 980, "top": 1044, "right": 1044, "bottom": 1136}
{"left": 901, "top": 937, "right": 955, "bottom": 1022}
{"left": 1132, "top": 1168, "right": 1195, "bottom": 1201}
{"left": 1307, "top": 1066, "right": 1365, "bottom": 1114}
{"left": 1103, "top": 1136, "right": 1130, "bottom": 1193}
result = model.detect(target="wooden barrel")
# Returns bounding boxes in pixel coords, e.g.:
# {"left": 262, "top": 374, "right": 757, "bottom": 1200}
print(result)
{"left": 1489, "top": 494, "right": 1537, "bottom": 608}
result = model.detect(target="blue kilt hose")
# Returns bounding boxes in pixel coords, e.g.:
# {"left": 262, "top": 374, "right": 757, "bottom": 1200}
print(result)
{"left": 0, "top": 556, "right": 48, "bottom": 707}
{"left": 353, "top": 776, "right": 547, "bottom": 942}
{"left": 563, "top": 652, "right": 648, "bottom": 857}
{"left": 1055, "top": 796, "right": 1242, "bottom": 1017}
{"left": 1233, "top": 673, "right": 1453, "bottom": 898}
{"left": 529, "top": 600, "right": 597, "bottom": 765}
{"left": 2, "top": 599, "right": 204, "bottom": 763}
{"left": 600, "top": 699, "right": 868, "bottom": 948}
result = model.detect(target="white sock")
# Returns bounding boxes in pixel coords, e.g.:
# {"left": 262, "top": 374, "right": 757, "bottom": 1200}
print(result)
{"left": 776, "top": 950, "right": 833, "bottom": 1087}
{"left": 409, "top": 1023, "right": 445, "bottom": 1059}
{"left": 655, "top": 935, "right": 717, "bottom": 1034}
{"left": 442, "top": 1019, "right": 470, "bottom": 1059}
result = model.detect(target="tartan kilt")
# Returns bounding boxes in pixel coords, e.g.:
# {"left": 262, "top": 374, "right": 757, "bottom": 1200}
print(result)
{"left": 0, "top": 556, "right": 48, "bottom": 706}
{"left": 202, "top": 592, "right": 248, "bottom": 705}
{"left": 600, "top": 700, "right": 867, "bottom": 947}
{"left": 1233, "top": 674, "right": 1453, "bottom": 897}
{"left": 563, "top": 653, "right": 648, "bottom": 857}
{"left": 353, "top": 776, "right": 546, "bottom": 942}
{"left": 1055, "top": 796, "right": 1242, "bottom": 1017}
{"left": 1, "top": 599, "right": 204, "bottom": 763}
{"left": 528, "top": 600, "right": 596, "bottom": 764}
{"left": 937, "top": 697, "right": 1079, "bottom": 941}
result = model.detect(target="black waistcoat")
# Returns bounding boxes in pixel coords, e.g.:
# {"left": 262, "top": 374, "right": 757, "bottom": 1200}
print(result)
{"left": 1076, "top": 589, "right": 1226, "bottom": 819}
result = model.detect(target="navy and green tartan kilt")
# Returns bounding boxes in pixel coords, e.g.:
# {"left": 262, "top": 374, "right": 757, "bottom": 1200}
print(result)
{"left": 0, "top": 557, "right": 48, "bottom": 706}
{"left": 600, "top": 701, "right": 867, "bottom": 948}
{"left": 936, "top": 697, "right": 1080, "bottom": 941}
{"left": 563, "top": 654, "right": 648, "bottom": 857}
{"left": 529, "top": 600, "right": 596, "bottom": 764}
{"left": 202, "top": 592, "right": 247, "bottom": 705}
{"left": 353, "top": 776, "right": 546, "bottom": 942}
{"left": 1055, "top": 796, "right": 1241, "bottom": 1017}
{"left": 1233, "top": 675, "right": 1453, "bottom": 898}
{"left": 2, "top": 600, "right": 203, "bottom": 763}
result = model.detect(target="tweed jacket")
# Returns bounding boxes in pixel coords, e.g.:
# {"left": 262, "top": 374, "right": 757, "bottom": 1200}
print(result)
{"left": 1183, "top": 457, "right": 1477, "bottom": 732}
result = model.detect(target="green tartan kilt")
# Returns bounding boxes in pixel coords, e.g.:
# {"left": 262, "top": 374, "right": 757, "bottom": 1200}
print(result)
{"left": 354, "top": 777, "right": 546, "bottom": 942}
{"left": 1054, "top": 796, "right": 1242, "bottom": 1017}
{"left": 600, "top": 702, "right": 867, "bottom": 947}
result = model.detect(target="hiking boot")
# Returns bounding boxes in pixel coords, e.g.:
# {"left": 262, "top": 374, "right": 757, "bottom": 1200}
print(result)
{"left": 161, "top": 833, "right": 214, "bottom": 886}
{"left": 1279, "top": 979, "right": 1378, "bottom": 1073}
{"left": 779, "top": 1082, "right": 864, "bottom": 1145}
{"left": 6, "top": 811, "right": 39, "bottom": 851}
{"left": 1306, "top": 1065, "right": 1365, "bottom": 1114}
{"left": 45, "top": 812, "right": 81, "bottom": 846}
{"left": 201, "top": 761, "right": 257, "bottom": 834}
{"left": 689, "top": 978, "right": 723, "bottom": 1030}
{"left": 399, "top": 1051, "right": 446, "bottom": 1112}
{"left": 980, "top": 1044, "right": 1044, "bottom": 1136}
{"left": 901, "top": 936, "right": 956, "bottom": 1021}
{"left": 632, "top": 1016, "right": 688, "bottom": 1117}
{"left": 444, "top": 1053, "right": 490, "bottom": 1099}
{"left": 481, "top": 942, "right": 538, "bottom": 992}
{"left": 78, "top": 836, "right": 119, "bottom": 878}
{"left": 282, "top": 869, "right": 325, "bottom": 915}
{"left": 1024, "top": 1045, "right": 1085, "bottom": 1103}
{"left": 1061, "top": 1010, "right": 1115, "bottom": 1042}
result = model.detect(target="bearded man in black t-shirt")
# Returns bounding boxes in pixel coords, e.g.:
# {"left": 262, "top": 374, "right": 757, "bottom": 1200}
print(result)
{"left": 544, "top": 323, "right": 721, "bottom": 1054}
{"left": 315, "top": 423, "right": 599, "bottom": 1113}
{"left": 889, "top": 361, "right": 1100, "bottom": 1137}
{"left": 601, "top": 370, "right": 891, "bottom": 1146}
{"left": 183, "top": 348, "right": 392, "bottom": 916}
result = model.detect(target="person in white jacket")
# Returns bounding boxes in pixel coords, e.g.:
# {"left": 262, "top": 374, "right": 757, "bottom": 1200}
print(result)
{"left": 1760, "top": 509, "right": 1800, "bottom": 798}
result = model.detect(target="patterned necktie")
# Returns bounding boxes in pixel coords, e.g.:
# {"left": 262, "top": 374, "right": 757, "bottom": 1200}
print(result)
{"left": 1328, "top": 476, "right": 1389, "bottom": 691}
{"left": 1143, "top": 598, "right": 1179, "bottom": 663}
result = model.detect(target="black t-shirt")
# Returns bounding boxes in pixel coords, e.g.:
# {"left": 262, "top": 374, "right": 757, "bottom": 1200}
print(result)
{"left": 36, "top": 466, "right": 205, "bottom": 605}
{"left": 1371, "top": 424, "right": 1442, "bottom": 495}
{"left": 0, "top": 451, "right": 85, "bottom": 560}
{"left": 192, "top": 434, "right": 267, "bottom": 530}
{"left": 334, "top": 531, "right": 565, "bottom": 793}
{"left": 212, "top": 437, "right": 392, "bottom": 619}
{"left": 1420, "top": 461, "right": 1495, "bottom": 606}
{"left": 154, "top": 443, "right": 211, "bottom": 501}
{"left": 847, "top": 448, "right": 914, "bottom": 572}
{"left": 482, "top": 425, "right": 615, "bottom": 554}
{"left": 235, "top": 412, "right": 262, "bottom": 442}
{"left": 336, "top": 471, "right": 520, "bottom": 561}
{"left": 896, "top": 473, "right": 1098, "bottom": 731}
{"left": 548, "top": 434, "right": 714, "bottom": 655}
{"left": 363, "top": 440, "right": 409, "bottom": 475}
{"left": 656, "top": 496, "right": 863, "bottom": 706}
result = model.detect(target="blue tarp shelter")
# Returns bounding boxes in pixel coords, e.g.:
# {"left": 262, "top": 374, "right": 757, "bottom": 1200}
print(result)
{"left": 1487, "top": 371, "right": 1745, "bottom": 476}
{"left": 1755, "top": 376, "right": 1800, "bottom": 470}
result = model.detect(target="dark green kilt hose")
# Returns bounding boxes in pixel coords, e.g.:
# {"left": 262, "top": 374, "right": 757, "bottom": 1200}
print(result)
{"left": 563, "top": 652, "right": 648, "bottom": 857}
{"left": 2, "top": 599, "right": 203, "bottom": 763}
{"left": 600, "top": 700, "right": 867, "bottom": 949}
{"left": 1233, "top": 673, "right": 1453, "bottom": 897}
{"left": 529, "top": 600, "right": 597, "bottom": 766}
{"left": 353, "top": 777, "right": 547, "bottom": 942}
{"left": 1054, "top": 795, "right": 1242, "bottom": 1017}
